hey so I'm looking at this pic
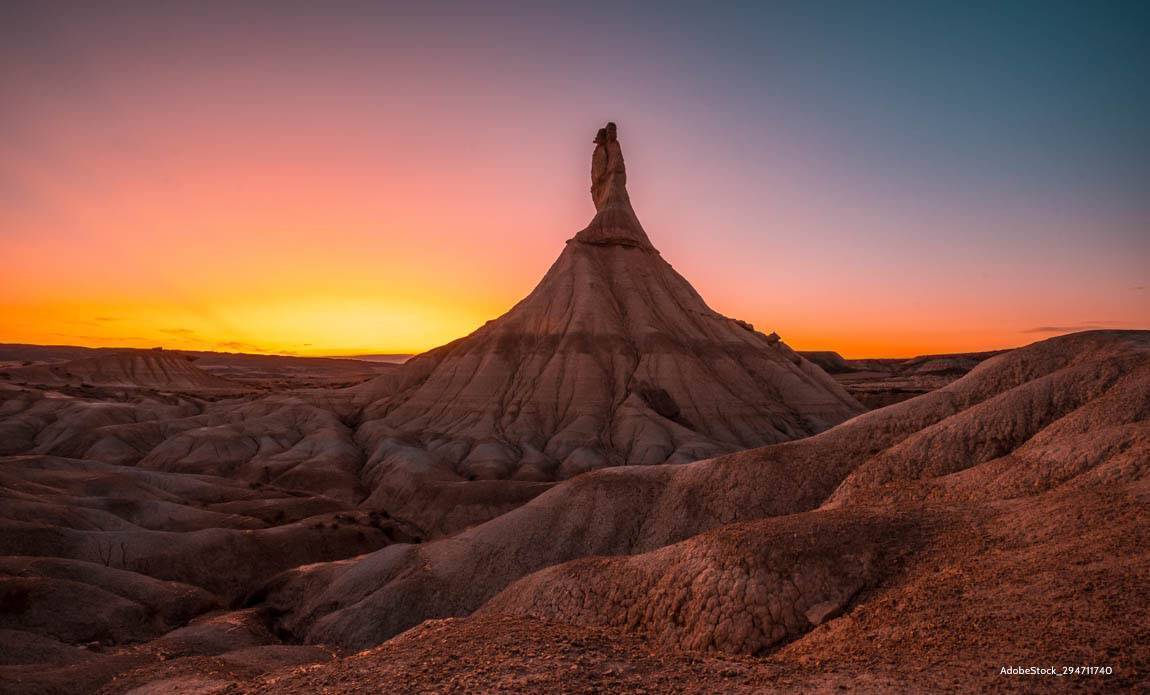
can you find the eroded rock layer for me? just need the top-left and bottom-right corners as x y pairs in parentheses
(258, 331), (1149, 653)
(3, 352), (245, 392)
(347, 123), (863, 502)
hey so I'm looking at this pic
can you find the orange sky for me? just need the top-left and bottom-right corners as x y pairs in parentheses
(2, 3), (1147, 359)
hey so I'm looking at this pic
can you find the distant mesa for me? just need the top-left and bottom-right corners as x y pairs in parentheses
(800, 349), (1007, 409)
(798, 350), (853, 374)
(2, 350), (245, 391)
(345, 354), (413, 364)
(0, 344), (403, 391)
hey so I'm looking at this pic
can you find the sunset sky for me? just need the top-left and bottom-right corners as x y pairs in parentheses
(2, 1), (1147, 358)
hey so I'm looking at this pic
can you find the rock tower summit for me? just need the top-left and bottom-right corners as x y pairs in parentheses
(345, 122), (864, 498)
(574, 122), (656, 251)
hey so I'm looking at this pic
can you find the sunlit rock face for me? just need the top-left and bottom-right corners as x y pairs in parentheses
(351, 122), (864, 493)
(262, 330), (1150, 655)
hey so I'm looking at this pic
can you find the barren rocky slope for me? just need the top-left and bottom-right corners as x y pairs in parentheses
(252, 330), (1147, 671)
(4, 329), (1136, 693)
(2, 328), (1144, 692)
(211, 474), (1150, 693)
(0, 124), (883, 693)
(1, 123), (1143, 692)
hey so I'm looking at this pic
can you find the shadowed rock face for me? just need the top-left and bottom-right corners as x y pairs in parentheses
(349, 123), (864, 498)
(480, 509), (914, 655)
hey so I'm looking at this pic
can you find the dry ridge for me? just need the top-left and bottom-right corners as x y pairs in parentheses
(1, 351), (246, 393)
(249, 330), (1148, 661)
(12, 329), (1134, 694)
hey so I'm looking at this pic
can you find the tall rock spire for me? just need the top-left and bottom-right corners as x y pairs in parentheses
(345, 122), (864, 532)
(573, 122), (656, 251)
(590, 122), (627, 210)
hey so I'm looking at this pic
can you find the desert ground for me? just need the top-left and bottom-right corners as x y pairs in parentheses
(1, 125), (1146, 693)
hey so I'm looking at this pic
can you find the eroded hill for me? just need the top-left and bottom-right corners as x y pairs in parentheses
(0, 124), (1143, 693)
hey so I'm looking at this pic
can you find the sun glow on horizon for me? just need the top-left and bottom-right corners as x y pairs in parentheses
(2, 2), (1146, 359)
(0, 291), (518, 357)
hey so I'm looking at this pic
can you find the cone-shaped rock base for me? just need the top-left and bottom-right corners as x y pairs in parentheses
(349, 123), (863, 493)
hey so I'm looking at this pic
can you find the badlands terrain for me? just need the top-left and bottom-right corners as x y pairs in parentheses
(1, 125), (1146, 693)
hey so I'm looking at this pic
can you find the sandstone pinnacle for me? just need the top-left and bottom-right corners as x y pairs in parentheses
(575, 121), (656, 250)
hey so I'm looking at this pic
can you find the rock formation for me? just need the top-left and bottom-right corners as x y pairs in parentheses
(348, 123), (863, 501)
(0, 125), (866, 540)
(580, 121), (652, 249)
(1, 122), (1144, 693)
(2, 351), (246, 392)
(256, 330), (1150, 653)
(799, 349), (1005, 408)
